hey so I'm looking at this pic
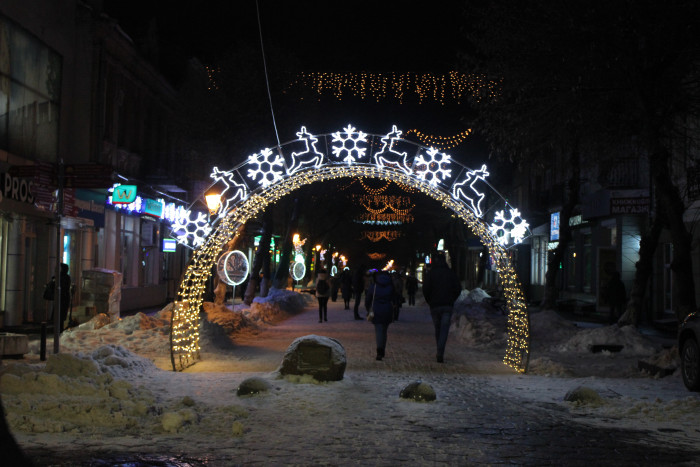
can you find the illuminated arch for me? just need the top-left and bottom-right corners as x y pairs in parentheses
(170, 127), (531, 373)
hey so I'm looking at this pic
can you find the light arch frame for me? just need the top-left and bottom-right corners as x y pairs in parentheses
(170, 161), (530, 374)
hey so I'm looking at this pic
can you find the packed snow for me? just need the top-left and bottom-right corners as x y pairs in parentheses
(1, 287), (699, 459)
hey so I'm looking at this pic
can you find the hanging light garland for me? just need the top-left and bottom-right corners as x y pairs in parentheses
(285, 71), (500, 105)
(170, 125), (531, 374)
(405, 128), (473, 150)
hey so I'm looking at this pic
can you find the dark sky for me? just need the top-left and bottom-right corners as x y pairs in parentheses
(102, 1), (483, 163)
(103, 1), (464, 73)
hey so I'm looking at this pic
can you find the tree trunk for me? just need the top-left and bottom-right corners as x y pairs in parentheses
(541, 148), (580, 310)
(0, 395), (32, 466)
(244, 211), (273, 305)
(618, 208), (662, 326)
(272, 199), (300, 289)
(651, 146), (696, 320)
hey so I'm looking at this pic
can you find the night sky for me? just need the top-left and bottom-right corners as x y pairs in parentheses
(103, 1), (464, 72)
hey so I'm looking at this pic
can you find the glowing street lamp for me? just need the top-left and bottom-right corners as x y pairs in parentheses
(204, 186), (222, 216)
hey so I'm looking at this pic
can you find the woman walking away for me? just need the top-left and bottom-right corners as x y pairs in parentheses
(365, 270), (396, 361)
(423, 254), (461, 363)
(315, 269), (331, 322)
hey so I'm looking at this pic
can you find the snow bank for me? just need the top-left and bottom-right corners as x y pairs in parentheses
(554, 324), (660, 355)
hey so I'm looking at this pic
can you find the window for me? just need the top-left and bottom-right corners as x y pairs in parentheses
(0, 15), (62, 161)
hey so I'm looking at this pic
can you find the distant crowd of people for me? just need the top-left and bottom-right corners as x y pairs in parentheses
(314, 253), (461, 363)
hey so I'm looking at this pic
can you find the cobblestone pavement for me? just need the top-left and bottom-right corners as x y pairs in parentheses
(17, 300), (700, 466)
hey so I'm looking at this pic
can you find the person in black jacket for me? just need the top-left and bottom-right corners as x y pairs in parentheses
(422, 254), (461, 363)
(352, 264), (366, 320)
(365, 270), (396, 361)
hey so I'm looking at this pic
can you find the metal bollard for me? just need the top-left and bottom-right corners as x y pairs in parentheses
(40, 322), (47, 361)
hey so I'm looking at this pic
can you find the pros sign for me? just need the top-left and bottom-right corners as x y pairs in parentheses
(0, 173), (35, 204)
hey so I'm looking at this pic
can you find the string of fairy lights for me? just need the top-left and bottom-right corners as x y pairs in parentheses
(170, 127), (531, 373)
(405, 128), (473, 150)
(285, 71), (500, 105)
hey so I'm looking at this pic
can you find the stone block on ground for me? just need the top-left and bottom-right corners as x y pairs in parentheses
(399, 381), (437, 402)
(0, 332), (28, 357)
(278, 334), (346, 382)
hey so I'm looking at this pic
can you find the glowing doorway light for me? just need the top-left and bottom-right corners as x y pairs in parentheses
(331, 124), (368, 164)
(171, 124), (532, 375)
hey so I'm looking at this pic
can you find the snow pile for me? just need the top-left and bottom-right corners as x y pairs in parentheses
(529, 309), (579, 349)
(249, 287), (315, 321)
(455, 287), (492, 305)
(554, 324), (660, 355)
(0, 346), (250, 436)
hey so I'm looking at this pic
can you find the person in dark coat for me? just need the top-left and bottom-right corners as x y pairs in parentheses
(365, 270), (396, 361)
(49, 263), (72, 332)
(405, 273), (418, 306)
(422, 254), (461, 363)
(352, 264), (366, 320)
(603, 270), (627, 324)
(315, 269), (331, 322)
(339, 267), (353, 309)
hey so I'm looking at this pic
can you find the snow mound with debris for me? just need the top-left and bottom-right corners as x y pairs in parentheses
(554, 324), (660, 355)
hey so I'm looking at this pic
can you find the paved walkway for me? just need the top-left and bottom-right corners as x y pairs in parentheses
(190, 298), (512, 376)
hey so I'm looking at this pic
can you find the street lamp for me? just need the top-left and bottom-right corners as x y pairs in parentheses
(204, 188), (222, 216)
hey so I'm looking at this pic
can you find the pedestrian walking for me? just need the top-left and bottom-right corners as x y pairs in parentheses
(352, 264), (366, 320)
(422, 254), (461, 363)
(365, 270), (396, 361)
(48, 263), (72, 333)
(391, 271), (405, 320)
(339, 267), (353, 309)
(603, 269), (627, 324)
(315, 268), (331, 322)
(405, 273), (418, 306)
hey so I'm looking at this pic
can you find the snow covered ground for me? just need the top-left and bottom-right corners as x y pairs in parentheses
(1, 287), (699, 462)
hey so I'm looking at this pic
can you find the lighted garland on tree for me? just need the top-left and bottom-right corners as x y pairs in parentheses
(169, 125), (531, 373)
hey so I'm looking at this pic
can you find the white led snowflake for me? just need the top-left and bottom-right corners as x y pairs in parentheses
(210, 166), (248, 218)
(331, 124), (368, 164)
(414, 147), (452, 185)
(489, 208), (529, 245)
(452, 164), (489, 217)
(374, 125), (411, 174)
(288, 126), (324, 175)
(247, 148), (285, 187)
(171, 211), (212, 248)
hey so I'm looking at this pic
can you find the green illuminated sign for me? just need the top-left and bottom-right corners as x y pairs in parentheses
(112, 185), (137, 204)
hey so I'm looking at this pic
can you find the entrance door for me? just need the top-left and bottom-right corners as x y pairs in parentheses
(598, 248), (617, 307)
(24, 235), (36, 322)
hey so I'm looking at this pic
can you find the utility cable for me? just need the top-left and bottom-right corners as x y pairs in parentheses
(255, 0), (282, 151)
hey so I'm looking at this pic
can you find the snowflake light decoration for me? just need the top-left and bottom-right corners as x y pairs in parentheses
(331, 124), (368, 164)
(489, 208), (529, 245)
(414, 147), (452, 186)
(210, 166), (248, 218)
(288, 126), (324, 175)
(247, 148), (285, 187)
(171, 211), (212, 248)
(452, 164), (489, 217)
(374, 125), (411, 174)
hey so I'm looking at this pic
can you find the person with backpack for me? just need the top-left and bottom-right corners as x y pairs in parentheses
(315, 268), (331, 322)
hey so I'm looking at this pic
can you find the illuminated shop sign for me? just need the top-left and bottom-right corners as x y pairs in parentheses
(106, 186), (188, 224)
(111, 185), (137, 204)
(163, 238), (177, 252)
(550, 212), (560, 241)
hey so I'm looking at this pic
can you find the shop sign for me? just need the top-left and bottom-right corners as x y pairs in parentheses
(550, 212), (560, 241)
(143, 198), (164, 218)
(610, 197), (649, 214)
(0, 172), (34, 204)
(112, 185), (137, 204)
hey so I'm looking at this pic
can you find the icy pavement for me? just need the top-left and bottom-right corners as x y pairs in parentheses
(2, 290), (700, 465)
